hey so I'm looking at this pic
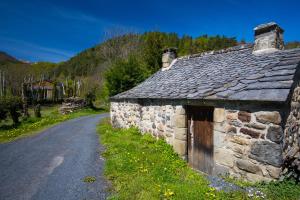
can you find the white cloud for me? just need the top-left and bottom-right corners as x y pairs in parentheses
(52, 6), (105, 24)
(0, 36), (75, 62)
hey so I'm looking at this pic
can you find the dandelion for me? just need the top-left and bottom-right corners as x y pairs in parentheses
(164, 189), (175, 198)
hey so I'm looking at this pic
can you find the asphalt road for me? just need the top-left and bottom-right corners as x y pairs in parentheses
(0, 113), (109, 200)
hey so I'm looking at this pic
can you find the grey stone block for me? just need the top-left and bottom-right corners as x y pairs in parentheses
(249, 141), (283, 167)
(236, 159), (261, 174)
(267, 125), (283, 143)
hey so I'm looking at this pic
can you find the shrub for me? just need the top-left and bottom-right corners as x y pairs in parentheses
(0, 96), (22, 124)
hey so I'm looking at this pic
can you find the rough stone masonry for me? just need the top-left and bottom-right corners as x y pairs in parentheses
(282, 84), (300, 181)
(111, 100), (287, 182)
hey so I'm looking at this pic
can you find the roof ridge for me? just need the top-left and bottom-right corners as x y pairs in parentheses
(178, 43), (253, 60)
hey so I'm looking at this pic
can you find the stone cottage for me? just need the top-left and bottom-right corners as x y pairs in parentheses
(110, 22), (300, 182)
(31, 80), (64, 102)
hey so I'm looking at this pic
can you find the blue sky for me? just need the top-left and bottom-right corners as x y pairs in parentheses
(1, 0), (300, 63)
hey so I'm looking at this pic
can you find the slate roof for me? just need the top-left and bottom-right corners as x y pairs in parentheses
(111, 44), (300, 102)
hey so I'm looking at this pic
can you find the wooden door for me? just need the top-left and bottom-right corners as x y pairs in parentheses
(187, 106), (214, 174)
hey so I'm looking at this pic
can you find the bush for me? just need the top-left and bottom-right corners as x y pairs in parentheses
(0, 96), (22, 124)
(0, 99), (8, 121)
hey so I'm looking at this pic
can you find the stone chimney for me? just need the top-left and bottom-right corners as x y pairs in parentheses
(162, 48), (177, 69)
(253, 22), (284, 54)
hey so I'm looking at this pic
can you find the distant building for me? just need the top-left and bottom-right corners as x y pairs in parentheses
(110, 22), (300, 182)
(31, 80), (64, 102)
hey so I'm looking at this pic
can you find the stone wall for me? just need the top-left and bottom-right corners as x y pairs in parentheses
(111, 100), (284, 182)
(110, 100), (141, 128)
(282, 85), (300, 180)
(110, 100), (188, 158)
(213, 108), (283, 182)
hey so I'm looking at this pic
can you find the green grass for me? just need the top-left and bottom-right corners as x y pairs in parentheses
(83, 176), (97, 183)
(257, 180), (300, 200)
(97, 119), (248, 200)
(0, 105), (107, 143)
(222, 175), (300, 200)
(98, 120), (300, 200)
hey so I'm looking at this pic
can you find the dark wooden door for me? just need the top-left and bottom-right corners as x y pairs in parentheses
(187, 106), (214, 174)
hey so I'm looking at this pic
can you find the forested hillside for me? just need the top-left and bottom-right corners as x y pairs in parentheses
(56, 32), (238, 100)
(1, 32), (299, 103)
(55, 37), (300, 100)
(0, 53), (58, 96)
(58, 33), (238, 77)
(286, 41), (300, 49)
(0, 51), (20, 63)
(0, 53), (32, 96)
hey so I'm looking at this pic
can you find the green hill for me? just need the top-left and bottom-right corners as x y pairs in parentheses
(57, 33), (238, 78)
(0, 32), (239, 99)
(0, 51), (20, 64)
(4, 32), (299, 101)
(52, 32), (239, 101)
(285, 41), (300, 49)
(0, 52), (58, 96)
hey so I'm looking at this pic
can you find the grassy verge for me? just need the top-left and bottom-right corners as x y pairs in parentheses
(223, 176), (300, 200)
(98, 119), (247, 200)
(0, 105), (106, 143)
(98, 119), (300, 200)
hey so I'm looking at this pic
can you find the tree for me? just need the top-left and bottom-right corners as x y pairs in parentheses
(105, 55), (149, 96)
(178, 35), (193, 56)
(85, 89), (96, 108)
(142, 32), (166, 73)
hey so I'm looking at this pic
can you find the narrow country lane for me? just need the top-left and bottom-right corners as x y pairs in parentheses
(0, 113), (109, 200)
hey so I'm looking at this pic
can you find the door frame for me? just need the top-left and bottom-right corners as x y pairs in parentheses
(186, 105), (214, 174)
